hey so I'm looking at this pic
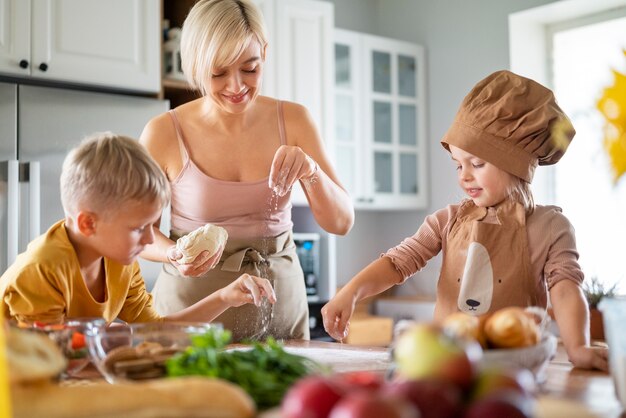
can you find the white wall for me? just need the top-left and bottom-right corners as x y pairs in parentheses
(325, 0), (561, 297)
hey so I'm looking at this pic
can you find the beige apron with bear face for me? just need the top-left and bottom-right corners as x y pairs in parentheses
(152, 230), (310, 342)
(434, 199), (538, 322)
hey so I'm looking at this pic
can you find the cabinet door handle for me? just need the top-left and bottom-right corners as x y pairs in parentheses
(38, 63), (48, 72)
(19, 59), (29, 69)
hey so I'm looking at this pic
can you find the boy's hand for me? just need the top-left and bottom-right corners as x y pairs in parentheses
(321, 294), (355, 342)
(568, 344), (609, 371)
(167, 245), (224, 277)
(220, 274), (277, 308)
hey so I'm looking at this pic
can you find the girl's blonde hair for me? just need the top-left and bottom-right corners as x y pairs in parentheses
(180, 0), (268, 96)
(508, 176), (535, 215)
(60, 132), (170, 218)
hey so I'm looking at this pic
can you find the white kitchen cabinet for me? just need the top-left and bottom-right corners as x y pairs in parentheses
(0, 0), (160, 93)
(255, 0), (334, 206)
(335, 29), (428, 210)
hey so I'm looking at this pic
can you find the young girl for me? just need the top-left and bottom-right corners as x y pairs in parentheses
(322, 70), (608, 371)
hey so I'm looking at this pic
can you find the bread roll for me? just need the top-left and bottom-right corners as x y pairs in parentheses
(176, 223), (228, 264)
(442, 312), (487, 348)
(7, 327), (67, 384)
(12, 377), (255, 418)
(483, 307), (541, 349)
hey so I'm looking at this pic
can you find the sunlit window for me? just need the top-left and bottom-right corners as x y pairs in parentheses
(549, 12), (626, 288)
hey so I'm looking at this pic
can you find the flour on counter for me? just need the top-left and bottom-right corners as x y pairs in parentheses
(282, 347), (391, 373)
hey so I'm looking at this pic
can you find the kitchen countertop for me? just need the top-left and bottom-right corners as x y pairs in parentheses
(62, 339), (623, 418)
(540, 342), (623, 417)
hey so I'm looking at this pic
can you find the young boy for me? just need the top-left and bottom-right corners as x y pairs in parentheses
(0, 133), (275, 326)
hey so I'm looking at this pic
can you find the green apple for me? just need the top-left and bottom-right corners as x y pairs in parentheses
(393, 323), (481, 390)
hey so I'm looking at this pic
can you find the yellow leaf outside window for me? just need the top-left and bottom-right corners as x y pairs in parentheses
(597, 50), (626, 183)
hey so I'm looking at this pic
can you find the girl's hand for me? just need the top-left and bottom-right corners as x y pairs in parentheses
(220, 274), (277, 307)
(321, 294), (355, 342)
(568, 344), (609, 371)
(166, 245), (224, 277)
(269, 145), (318, 197)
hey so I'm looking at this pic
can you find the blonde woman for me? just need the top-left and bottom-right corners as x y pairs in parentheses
(139, 0), (353, 341)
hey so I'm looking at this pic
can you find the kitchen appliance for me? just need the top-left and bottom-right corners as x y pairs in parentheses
(0, 82), (169, 284)
(293, 232), (321, 302)
(293, 230), (333, 341)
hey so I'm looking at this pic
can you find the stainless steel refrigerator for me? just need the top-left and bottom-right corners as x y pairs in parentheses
(0, 82), (169, 285)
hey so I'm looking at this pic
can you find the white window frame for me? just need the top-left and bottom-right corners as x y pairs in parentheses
(509, 0), (626, 203)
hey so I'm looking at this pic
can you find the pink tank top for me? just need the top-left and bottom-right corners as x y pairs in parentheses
(168, 101), (293, 239)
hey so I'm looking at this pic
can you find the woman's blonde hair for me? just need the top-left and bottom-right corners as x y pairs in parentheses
(508, 176), (535, 215)
(60, 132), (170, 218)
(180, 0), (268, 96)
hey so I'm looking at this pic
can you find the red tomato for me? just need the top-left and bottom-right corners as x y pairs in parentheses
(32, 321), (64, 330)
(282, 376), (345, 418)
(71, 331), (86, 350)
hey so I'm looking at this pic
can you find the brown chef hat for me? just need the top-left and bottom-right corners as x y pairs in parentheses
(441, 70), (575, 183)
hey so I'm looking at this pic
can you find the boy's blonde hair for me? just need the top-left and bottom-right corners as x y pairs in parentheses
(180, 0), (268, 96)
(60, 132), (170, 218)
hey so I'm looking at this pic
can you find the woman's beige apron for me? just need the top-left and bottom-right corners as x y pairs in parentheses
(435, 199), (538, 322)
(152, 230), (310, 342)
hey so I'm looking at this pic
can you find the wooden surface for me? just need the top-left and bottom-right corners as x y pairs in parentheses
(63, 339), (624, 417)
(539, 343), (624, 417)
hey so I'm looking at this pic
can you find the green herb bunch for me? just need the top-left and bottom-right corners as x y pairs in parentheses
(166, 329), (324, 409)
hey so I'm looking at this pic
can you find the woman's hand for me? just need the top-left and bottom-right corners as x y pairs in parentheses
(321, 293), (356, 342)
(219, 274), (277, 308)
(269, 145), (317, 197)
(567, 344), (609, 371)
(167, 245), (224, 277)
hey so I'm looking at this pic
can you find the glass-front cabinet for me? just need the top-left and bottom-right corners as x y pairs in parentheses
(334, 29), (428, 210)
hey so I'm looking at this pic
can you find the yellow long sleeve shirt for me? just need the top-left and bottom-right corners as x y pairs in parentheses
(0, 220), (161, 325)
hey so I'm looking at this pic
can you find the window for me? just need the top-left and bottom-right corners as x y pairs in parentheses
(510, 1), (626, 290)
(548, 10), (626, 286)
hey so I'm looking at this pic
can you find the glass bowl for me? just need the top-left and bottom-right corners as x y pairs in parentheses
(481, 333), (558, 383)
(86, 321), (220, 384)
(32, 317), (106, 377)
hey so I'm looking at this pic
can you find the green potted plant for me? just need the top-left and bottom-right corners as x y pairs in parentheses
(582, 276), (618, 341)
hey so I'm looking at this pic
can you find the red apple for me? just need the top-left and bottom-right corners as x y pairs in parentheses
(464, 390), (534, 418)
(282, 375), (345, 418)
(471, 367), (535, 401)
(393, 323), (482, 390)
(382, 378), (463, 418)
(334, 371), (384, 392)
(329, 391), (419, 418)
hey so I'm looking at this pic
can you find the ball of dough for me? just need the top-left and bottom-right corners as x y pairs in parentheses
(176, 224), (228, 264)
